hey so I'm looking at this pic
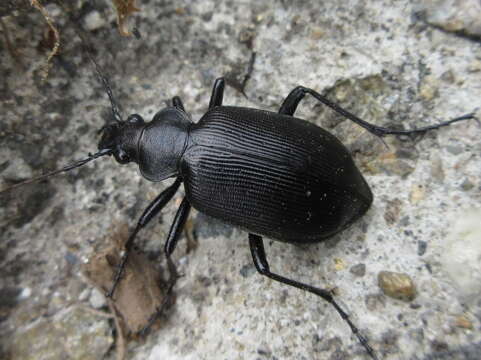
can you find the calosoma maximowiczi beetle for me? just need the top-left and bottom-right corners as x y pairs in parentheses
(2, 73), (476, 359)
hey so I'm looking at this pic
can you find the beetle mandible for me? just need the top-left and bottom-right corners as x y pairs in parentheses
(3, 75), (476, 360)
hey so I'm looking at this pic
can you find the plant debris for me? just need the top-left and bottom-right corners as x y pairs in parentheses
(111, 0), (140, 36)
(30, 0), (60, 80)
(83, 224), (175, 336)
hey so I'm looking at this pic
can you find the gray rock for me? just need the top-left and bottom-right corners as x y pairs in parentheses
(8, 307), (113, 360)
(418, 0), (481, 38)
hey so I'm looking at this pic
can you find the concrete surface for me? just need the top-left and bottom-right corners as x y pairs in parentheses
(1, 1), (480, 360)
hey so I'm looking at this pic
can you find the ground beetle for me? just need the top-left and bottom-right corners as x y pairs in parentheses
(3, 73), (476, 359)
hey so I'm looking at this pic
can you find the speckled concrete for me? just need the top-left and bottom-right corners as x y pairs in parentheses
(1, 1), (480, 360)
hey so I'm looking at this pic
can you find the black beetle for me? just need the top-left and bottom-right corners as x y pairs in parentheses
(3, 75), (476, 360)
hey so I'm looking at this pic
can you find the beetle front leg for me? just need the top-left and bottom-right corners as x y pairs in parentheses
(164, 197), (191, 280)
(208, 78), (225, 109)
(248, 233), (379, 360)
(107, 177), (182, 298)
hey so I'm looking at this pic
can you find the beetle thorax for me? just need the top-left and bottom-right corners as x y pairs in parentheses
(137, 107), (191, 182)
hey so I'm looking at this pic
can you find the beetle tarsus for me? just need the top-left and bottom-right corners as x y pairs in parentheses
(249, 233), (379, 360)
(106, 252), (129, 298)
(138, 277), (177, 336)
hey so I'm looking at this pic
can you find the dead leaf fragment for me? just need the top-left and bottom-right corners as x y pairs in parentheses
(111, 0), (140, 36)
(83, 224), (172, 335)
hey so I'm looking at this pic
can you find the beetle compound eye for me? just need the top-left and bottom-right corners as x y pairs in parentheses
(116, 149), (130, 164)
(127, 114), (144, 125)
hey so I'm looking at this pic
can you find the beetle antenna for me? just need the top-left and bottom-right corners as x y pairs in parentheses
(84, 48), (124, 124)
(0, 148), (113, 194)
(378, 136), (390, 150)
(57, 1), (124, 125)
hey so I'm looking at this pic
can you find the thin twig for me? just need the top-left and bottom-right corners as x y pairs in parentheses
(30, 0), (60, 80)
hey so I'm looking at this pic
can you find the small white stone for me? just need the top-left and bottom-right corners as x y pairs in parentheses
(18, 287), (32, 300)
(83, 11), (106, 32)
(89, 288), (107, 309)
(79, 288), (91, 302)
(440, 208), (481, 303)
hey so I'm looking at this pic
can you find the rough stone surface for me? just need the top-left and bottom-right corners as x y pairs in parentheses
(417, 0), (481, 39)
(8, 306), (113, 360)
(1, 1), (480, 360)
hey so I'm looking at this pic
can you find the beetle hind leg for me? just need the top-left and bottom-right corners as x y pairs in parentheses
(249, 233), (379, 360)
(209, 78), (225, 108)
(278, 86), (306, 116)
(279, 86), (477, 137)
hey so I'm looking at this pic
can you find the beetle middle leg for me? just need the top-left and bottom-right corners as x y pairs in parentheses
(279, 86), (477, 136)
(172, 96), (186, 112)
(132, 196), (191, 336)
(136, 197), (191, 335)
(249, 233), (379, 360)
(164, 197), (191, 278)
(107, 177), (182, 298)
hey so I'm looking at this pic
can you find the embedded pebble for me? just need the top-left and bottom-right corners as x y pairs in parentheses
(378, 271), (417, 301)
(384, 198), (403, 225)
(430, 155), (445, 183)
(419, 75), (438, 101)
(79, 288), (91, 302)
(83, 11), (106, 31)
(418, 240), (428, 256)
(350, 263), (366, 277)
(409, 184), (426, 205)
(365, 294), (386, 311)
(460, 177), (474, 191)
(333, 258), (346, 271)
(89, 287), (107, 309)
(454, 315), (473, 329)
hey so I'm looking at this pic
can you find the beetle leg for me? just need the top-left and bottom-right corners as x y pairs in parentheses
(279, 86), (477, 137)
(249, 233), (379, 360)
(136, 197), (190, 336)
(208, 78), (225, 109)
(278, 86), (305, 115)
(164, 197), (191, 280)
(107, 177), (182, 298)
(172, 96), (186, 112)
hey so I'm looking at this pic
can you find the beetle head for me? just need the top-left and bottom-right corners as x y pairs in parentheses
(98, 114), (146, 164)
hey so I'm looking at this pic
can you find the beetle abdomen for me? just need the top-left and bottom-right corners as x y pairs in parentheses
(181, 106), (373, 243)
